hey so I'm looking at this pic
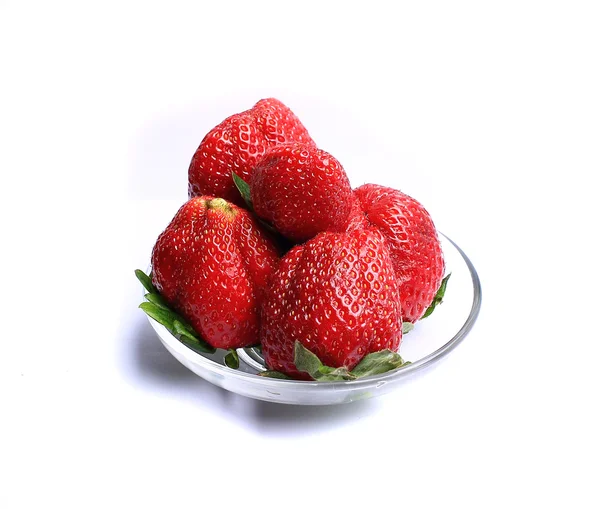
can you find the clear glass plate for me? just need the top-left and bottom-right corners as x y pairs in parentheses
(145, 233), (481, 405)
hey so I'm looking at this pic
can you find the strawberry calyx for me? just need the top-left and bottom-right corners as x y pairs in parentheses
(224, 349), (240, 369)
(421, 273), (451, 320)
(232, 171), (275, 235)
(293, 341), (410, 382)
(232, 171), (296, 253)
(351, 349), (411, 377)
(258, 370), (292, 379)
(294, 342), (356, 381)
(135, 269), (216, 354)
(232, 171), (254, 211)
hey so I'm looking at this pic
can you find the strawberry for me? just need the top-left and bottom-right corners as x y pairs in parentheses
(188, 98), (315, 205)
(345, 195), (370, 232)
(352, 184), (446, 323)
(260, 228), (403, 380)
(150, 196), (279, 350)
(249, 143), (353, 243)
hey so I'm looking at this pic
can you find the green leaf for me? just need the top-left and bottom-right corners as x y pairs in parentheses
(232, 172), (253, 211)
(139, 302), (216, 353)
(421, 273), (451, 319)
(139, 302), (175, 331)
(257, 370), (291, 379)
(135, 269), (156, 293)
(402, 321), (414, 334)
(293, 341), (356, 381)
(172, 319), (196, 338)
(137, 268), (216, 353)
(231, 171), (295, 241)
(173, 320), (216, 353)
(224, 349), (240, 369)
(351, 350), (410, 378)
(175, 332), (216, 354)
(144, 292), (170, 310)
(315, 366), (358, 382)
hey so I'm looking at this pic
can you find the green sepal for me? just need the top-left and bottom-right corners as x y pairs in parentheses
(173, 320), (215, 353)
(178, 336), (217, 353)
(176, 332), (216, 355)
(231, 171), (281, 235)
(257, 370), (291, 379)
(144, 292), (170, 310)
(293, 341), (412, 382)
(136, 269), (216, 353)
(350, 350), (410, 378)
(135, 269), (156, 293)
(138, 302), (215, 354)
(421, 273), (451, 319)
(232, 172), (253, 211)
(314, 367), (358, 382)
(139, 301), (175, 330)
(402, 321), (414, 334)
(294, 341), (356, 381)
(225, 349), (240, 369)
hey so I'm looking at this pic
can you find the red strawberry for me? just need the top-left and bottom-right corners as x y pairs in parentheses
(345, 195), (370, 232)
(260, 228), (403, 379)
(352, 184), (445, 323)
(151, 196), (279, 349)
(188, 98), (315, 205)
(250, 143), (353, 243)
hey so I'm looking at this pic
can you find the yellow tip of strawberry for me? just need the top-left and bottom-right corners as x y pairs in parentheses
(205, 197), (237, 216)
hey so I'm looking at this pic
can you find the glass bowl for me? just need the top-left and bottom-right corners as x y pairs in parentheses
(145, 233), (481, 405)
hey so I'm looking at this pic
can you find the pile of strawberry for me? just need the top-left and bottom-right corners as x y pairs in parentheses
(136, 98), (449, 381)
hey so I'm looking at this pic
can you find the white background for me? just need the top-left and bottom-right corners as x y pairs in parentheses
(1, 1), (599, 507)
